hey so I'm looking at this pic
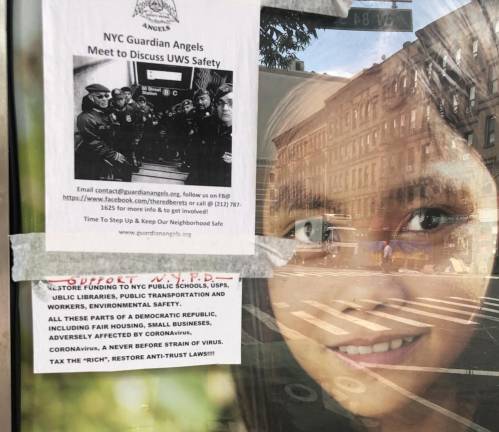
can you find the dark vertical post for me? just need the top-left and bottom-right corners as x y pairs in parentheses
(0, 0), (11, 430)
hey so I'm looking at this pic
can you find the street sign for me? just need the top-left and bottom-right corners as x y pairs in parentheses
(320, 7), (413, 32)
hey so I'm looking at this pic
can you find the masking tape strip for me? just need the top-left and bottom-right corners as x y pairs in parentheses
(10, 233), (296, 281)
(261, 0), (352, 17)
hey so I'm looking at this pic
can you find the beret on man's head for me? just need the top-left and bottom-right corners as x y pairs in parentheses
(194, 89), (211, 100)
(214, 83), (233, 101)
(121, 86), (132, 92)
(86, 83), (110, 93)
(136, 95), (147, 102)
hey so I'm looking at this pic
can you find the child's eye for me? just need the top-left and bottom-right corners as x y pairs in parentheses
(402, 208), (453, 232)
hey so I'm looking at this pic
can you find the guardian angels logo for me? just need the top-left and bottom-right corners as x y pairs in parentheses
(133, 0), (179, 32)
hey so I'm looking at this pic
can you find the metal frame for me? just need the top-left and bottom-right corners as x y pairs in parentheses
(0, 0), (11, 431)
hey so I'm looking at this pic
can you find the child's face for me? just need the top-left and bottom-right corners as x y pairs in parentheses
(265, 113), (497, 418)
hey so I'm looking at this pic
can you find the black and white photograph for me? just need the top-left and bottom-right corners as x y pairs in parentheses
(73, 56), (233, 187)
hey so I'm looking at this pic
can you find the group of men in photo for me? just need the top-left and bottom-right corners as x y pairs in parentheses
(75, 82), (233, 186)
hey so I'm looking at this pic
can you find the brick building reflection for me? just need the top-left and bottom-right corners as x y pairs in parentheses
(267, 0), (499, 272)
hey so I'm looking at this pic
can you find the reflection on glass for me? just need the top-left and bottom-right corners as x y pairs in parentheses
(237, 1), (499, 431)
(14, 0), (499, 430)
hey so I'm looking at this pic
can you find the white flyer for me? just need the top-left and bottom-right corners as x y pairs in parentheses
(32, 272), (242, 373)
(43, 0), (259, 254)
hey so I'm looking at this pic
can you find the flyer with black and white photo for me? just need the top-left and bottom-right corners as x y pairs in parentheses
(32, 272), (242, 373)
(43, 0), (259, 254)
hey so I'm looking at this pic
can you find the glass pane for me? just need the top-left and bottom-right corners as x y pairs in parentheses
(12, 1), (499, 431)
(242, 1), (499, 431)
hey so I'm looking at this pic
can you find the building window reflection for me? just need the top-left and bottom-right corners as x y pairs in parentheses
(485, 115), (496, 148)
(455, 48), (462, 66)
(469, 85), (476, 110)
(467, 132), (474, 147)
(489, 65), (498, 94)
(472, 38), (479, 59)
(442, 54), (448, 75)
(453, 93), (459, 113)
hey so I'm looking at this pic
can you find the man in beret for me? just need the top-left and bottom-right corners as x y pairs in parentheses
(181, 98), (195, 115)
(75, 84), (128, 180)
(194, 89), (215, 129)
(136, 95), (159, 162)
(121, 86), (138, 111)
(108, 89), (139, 179)
(175, 99), (197, 171)
(208, 83), (233, 186)
(215, 83), (233, 128)
(194, 89), (212, 111)
(185, 89), (217, 185)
